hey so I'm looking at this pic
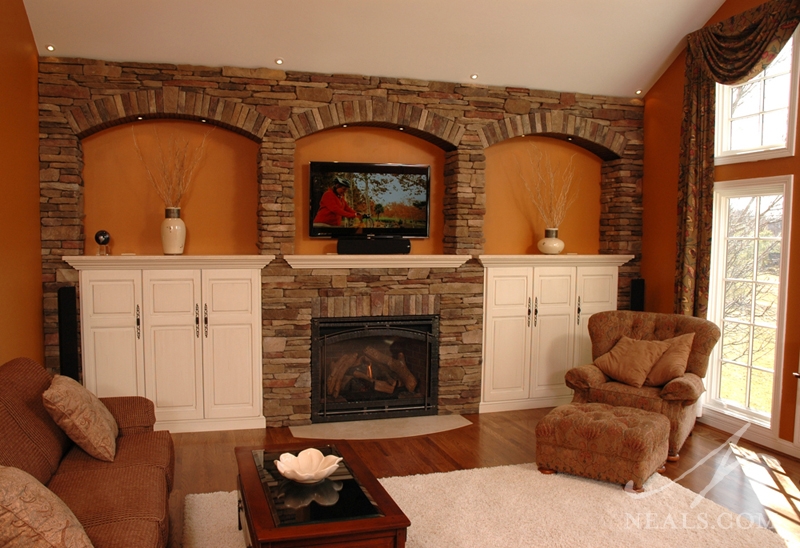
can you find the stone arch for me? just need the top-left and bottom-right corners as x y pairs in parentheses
(64, 88), (272, 141)
(285, 99), (467, 151)
(477, 111), (627, 160)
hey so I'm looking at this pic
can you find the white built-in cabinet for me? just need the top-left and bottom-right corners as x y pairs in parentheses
(479, 255), (633, 413)
(64, 256), (272, 433)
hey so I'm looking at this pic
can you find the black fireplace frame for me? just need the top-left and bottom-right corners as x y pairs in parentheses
(310, 315), (439, 423)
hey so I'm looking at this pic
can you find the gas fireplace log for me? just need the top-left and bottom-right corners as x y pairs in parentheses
(363, 347), (418, 393)
(352, 370), (373, 382)
(327, 352), (359, 398)
(374, 379), (397, 394)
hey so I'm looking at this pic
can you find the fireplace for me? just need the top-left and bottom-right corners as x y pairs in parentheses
(311, 315), (439, 422)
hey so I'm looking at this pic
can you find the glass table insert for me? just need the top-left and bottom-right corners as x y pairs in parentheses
(252, 446), (384, 527)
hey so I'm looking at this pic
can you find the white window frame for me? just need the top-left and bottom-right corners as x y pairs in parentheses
(705, 175), (793, 431)
(715, 30), (800, 165)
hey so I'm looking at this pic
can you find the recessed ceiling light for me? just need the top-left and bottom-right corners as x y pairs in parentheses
(45, 44), (55, 52)
(635, 89), (643, 95)
(470, 74), (478, 80)
(342, 124), (348, 128)
(275, 58), (284, 65)
(201, 119), (207, 123)
(137, 116), (143, 120)
(399, 127), (404, 131)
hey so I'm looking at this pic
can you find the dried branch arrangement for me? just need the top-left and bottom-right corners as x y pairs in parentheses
(518, 147), (578, 228)
(131, 125), (214, 208)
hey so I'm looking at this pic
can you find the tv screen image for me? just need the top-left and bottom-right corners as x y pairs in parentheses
(309, 162), (431, 239)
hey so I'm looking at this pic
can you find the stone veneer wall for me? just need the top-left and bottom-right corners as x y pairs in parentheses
(37, 57), (644, 425)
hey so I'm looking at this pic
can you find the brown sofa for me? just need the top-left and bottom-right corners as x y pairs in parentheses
(565, 311), (721, 461)
(0, 357), (174, 547)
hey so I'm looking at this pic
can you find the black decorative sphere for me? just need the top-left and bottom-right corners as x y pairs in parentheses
(94, 230), (110, 245)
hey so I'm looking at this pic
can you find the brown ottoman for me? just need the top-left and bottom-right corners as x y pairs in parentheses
(535, 403), (669, 491)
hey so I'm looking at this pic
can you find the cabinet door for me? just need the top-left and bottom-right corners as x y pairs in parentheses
(80, 270), (144, 397)
(143, 270), (203, 422)
(202, 269), (263, 419)
(574, 266), (618, 367)
(482, 268), (533, 403)
(531, 267), (575, 399)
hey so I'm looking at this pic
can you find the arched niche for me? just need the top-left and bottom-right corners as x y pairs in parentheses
(81, 119), (259, 255)
(484, 136), (603, 255)
(292, 126), (446, 255)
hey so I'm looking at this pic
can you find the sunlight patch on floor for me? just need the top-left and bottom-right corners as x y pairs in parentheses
(731, 443), (800, 547)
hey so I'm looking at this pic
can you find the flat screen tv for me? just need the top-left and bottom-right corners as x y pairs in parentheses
(309, 161), (431, 239)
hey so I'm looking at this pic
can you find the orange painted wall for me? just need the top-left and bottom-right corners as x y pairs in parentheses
(82, 120), (259, 255)
(642, 0), (800, 439)
(484, 136), (602, 254)
(0, 0), (43, 364)
(294, 127), (445, 254)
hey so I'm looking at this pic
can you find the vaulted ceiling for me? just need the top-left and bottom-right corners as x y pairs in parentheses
(23, 0), (726, 97)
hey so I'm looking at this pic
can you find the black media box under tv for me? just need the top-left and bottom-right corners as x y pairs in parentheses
(337, 237), (411, 255)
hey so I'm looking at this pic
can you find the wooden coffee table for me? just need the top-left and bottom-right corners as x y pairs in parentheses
(236, 441), (410, 548)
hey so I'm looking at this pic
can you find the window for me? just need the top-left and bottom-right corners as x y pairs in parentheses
(706, 176), (792, 426)
(715, 31), (800, 164)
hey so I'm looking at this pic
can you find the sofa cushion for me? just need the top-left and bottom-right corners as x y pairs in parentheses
(594, 336), (670, 388)
(82, 521), (163, 548)
(588, 310), (721, 378)
(43, 375), (119, 462)
(58, 430), (175, 491)
(0, 359), (71, 485)
(588, 382), (664, 413)
(0, 465), (93, 548)
(644, 333), (695, 387)
(49, 466), (169, 548)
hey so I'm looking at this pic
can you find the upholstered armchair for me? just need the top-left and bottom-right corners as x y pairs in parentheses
(565, 311), (721, 461)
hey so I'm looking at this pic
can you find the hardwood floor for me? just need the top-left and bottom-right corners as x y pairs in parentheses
(168, 409), (800, 547)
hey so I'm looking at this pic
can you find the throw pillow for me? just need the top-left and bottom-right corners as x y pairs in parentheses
(644, 333), (695, 387)
(593, 336), (671, 388)
(0, 465), (93, 548)
(42, 375), (118, 462)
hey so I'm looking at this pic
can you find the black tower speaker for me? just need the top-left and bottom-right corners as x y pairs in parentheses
(336, 237), (411, 255)
(630, 278), (645, 312)
(57, 286), (80, 381)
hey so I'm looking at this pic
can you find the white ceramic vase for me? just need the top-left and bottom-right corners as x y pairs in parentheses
(537, 227), (565, 255)
(161, 207), (186, 255)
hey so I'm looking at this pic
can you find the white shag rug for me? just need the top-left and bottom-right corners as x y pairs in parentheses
(183, 464), (787, 548)
(289, 414), (472, 440)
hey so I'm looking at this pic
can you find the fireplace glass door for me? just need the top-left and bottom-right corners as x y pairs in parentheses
(311, 315), (439, 422)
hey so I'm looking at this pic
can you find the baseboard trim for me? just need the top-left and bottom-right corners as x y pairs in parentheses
(479, 396), (572, 414)
(698, 408), (800, 459)
(154, 416), (266, 433)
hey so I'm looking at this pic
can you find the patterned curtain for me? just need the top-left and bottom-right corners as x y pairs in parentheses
(675, 0), (800, 318)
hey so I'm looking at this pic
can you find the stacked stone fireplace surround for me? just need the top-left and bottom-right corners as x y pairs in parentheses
(37, 58), (644, 427)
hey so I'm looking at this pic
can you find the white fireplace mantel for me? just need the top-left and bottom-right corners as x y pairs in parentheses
(63, 255), (274, 270)
(478, 254), (634, 268)
(284, 254), (470, 269)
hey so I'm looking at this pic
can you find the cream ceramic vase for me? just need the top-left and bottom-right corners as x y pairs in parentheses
(537, 227), (565, 255)
(161, 207), (186, 255)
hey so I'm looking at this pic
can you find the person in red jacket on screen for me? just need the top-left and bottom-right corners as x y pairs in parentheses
(313, 177), (358, 227)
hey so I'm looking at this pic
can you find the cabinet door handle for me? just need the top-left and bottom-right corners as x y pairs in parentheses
(576, 296), (581, 325)
(527, 297), (532, 327)
(533, 297), (538, 327)
(136, 305), (141, 339)
(195, 304), (200, 338)
(204, 304), (209, 338)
